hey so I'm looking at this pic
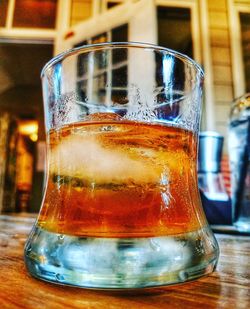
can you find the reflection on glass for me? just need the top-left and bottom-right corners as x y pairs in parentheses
(162, 55), (174, 87)
(13, 0), (57, 28)
(240, 13), (250, 92)
(112, 24), (128, 64)
(75, 26), (129, 105)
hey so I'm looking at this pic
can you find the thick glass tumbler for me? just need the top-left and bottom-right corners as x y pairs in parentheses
(24, 42), (219, 289)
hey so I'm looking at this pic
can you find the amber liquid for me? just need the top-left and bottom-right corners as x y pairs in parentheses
(38, 120), (206, 237)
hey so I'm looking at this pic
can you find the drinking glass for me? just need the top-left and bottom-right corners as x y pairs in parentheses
(24, 42), (219, 289)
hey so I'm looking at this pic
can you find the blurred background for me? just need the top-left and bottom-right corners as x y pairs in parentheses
(0, 0), (249, 214)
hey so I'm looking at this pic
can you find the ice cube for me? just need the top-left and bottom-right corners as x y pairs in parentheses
(49, 135), (162, 184)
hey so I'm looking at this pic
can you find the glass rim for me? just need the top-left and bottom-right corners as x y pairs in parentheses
(41, 41), (204, 79)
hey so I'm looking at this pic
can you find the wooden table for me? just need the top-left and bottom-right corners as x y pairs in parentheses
(0, 215), (249, 309)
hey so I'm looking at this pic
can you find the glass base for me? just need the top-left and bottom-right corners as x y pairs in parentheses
(24, 226), (219, 289)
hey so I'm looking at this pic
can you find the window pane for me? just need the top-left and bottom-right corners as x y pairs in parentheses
(0, 0), (8, 27)
(157, 6), (193, 58)
(240, 12), (250, 92)
(111, 24), (128, 103)
(107, 2), (121, 9)
(75, 40), (88, 78)
(111, 23), (128, 42)
(70, 0), (92, 26)
(111, 24), (128, 64)
(112, 66), (127, 88)
(13, 0), (57, 28)
(76, 80), (88, 102)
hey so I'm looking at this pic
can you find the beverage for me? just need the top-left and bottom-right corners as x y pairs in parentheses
(26, 118), (217, 288)
(38, 118), (206, 238)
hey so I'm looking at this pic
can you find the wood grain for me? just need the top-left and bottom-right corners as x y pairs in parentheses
(0, 215), (249, 309)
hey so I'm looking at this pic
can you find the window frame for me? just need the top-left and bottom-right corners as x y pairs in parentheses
(54, 0), (157, 53)
(0, 0), (68, 42)
(228, 0), (250, 98)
